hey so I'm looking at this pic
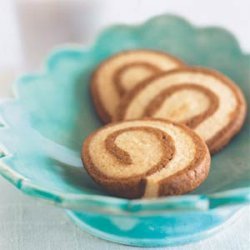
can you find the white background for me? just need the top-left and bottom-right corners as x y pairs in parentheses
(0, 0), (250, 249)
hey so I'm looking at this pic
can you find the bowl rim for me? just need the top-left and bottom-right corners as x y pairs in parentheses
(0, 14), (249, 215)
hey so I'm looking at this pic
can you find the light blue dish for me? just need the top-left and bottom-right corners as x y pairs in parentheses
(0, 15), (249, 247)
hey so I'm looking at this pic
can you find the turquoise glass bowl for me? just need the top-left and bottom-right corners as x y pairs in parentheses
(0, 15), (249, 247)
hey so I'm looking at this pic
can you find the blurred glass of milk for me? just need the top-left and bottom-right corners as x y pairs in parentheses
(15, 0), (100, 70)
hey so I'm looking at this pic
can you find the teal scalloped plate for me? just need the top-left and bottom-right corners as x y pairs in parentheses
(0, 15), (249, 247)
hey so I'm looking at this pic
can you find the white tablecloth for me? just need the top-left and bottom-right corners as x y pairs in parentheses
(0, 177), (249, 250)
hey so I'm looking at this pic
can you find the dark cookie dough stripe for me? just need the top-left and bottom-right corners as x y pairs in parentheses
(105, 127), (175, 172)
(144, 84), (219, 129)
(114, 62), (161, 96)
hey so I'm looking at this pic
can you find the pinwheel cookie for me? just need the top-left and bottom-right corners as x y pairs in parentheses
(115, 68), (247, 153)
(91, 50), (184, 123)
(82, 119), (210, 199)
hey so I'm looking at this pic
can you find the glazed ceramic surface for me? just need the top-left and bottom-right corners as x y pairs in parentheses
(0, 15), (249, 246)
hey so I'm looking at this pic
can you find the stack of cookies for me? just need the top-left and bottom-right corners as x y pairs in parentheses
(82, 49), (247, 199)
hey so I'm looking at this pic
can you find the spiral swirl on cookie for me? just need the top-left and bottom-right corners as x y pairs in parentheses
(115, 68), (246, 153)
(91, 50), (184, 123)
(82, 119), (210, 199)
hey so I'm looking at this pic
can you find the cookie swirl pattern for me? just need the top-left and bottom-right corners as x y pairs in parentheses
(91, 50), (184, 123)
(116, 68), (247, 153)
(82, 119), (210, 198)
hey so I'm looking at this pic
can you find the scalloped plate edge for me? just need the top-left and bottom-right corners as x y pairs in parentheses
(0, 14), (249, 215)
